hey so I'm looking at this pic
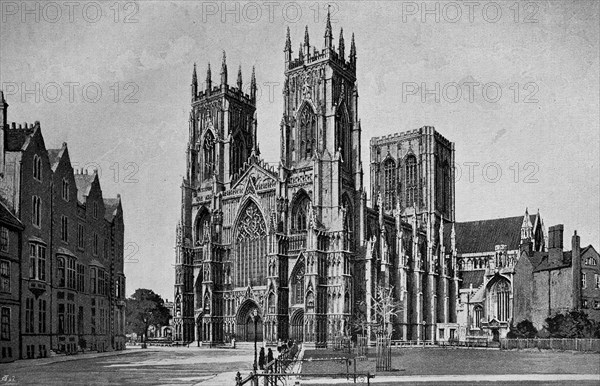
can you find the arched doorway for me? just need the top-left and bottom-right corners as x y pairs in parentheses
(236, 300), (263, 342)
(290, 309), (304, 342)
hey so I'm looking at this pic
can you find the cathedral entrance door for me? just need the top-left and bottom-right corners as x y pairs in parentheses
(290, 309), (304, 342)
(236, 300), (263, 342)
(245, 315), (263, 342)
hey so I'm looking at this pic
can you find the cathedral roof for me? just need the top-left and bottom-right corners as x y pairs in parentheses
(460, 269), (485, 289)
(449, 215), (536, 254)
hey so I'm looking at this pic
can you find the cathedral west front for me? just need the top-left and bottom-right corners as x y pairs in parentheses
(173, 13), (459, 346)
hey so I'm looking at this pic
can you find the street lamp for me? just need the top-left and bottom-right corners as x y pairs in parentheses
(142, 316), (148, 349)
(252, 309), (259, 371)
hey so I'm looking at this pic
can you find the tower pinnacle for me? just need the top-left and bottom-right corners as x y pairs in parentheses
(237, 65), (243, 90)
(350, 33), (356, 63)
(304, 25), (310, 47)
(324, 6), (333, 49)
(285, 26), (292, 51)
(220, 51), (227, 86)
(250, 66), (256, 101)
(339, 28), (345, 58)
(191, 63), (198, 99)
(206, 62), (212, 92)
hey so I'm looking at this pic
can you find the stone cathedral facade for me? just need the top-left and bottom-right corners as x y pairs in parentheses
(173, 15), (459, 346)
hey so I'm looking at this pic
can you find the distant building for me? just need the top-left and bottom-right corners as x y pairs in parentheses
(514, 225), (600, 328)
(454, 209), (546, 341)
(0, 91), (126, 360)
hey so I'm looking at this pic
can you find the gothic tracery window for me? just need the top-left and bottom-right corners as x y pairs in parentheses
(298, 105), (316, 161)
(490, 279), (510, 322)
(383, 158), (396, 212)
(203, 131), (215, 179)
(292, 195), (310, 232)
(335, 107), (351, 163)
(405, 155), (417, 206)
(234, 201), (267, 287)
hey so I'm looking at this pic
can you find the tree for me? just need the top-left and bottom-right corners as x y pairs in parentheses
(371, 286), (402, 337)
(125, 289), (172, 340)
(507, 319), (538, 338)
(544, 311), (596, 338)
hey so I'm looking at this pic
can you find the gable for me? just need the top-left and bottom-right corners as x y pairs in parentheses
(231, 162), (277, 191)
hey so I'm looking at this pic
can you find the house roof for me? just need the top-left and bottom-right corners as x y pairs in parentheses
(449, 215), (536, 254)
(74, 173), (95, 203)
(5, 129), (32, 151)
(103, 197), (120, 222)
(533, 251), (572, 272)
(47, 148), (63, 171)
(0, 201), (24, 230)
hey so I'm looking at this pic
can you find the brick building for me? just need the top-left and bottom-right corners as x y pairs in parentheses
(0, 91), (126, 360)
(0, 201), (24, 362)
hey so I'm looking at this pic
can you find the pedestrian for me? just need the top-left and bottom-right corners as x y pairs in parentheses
(267, 348), (274, 371)
(258, 347), (266, 370)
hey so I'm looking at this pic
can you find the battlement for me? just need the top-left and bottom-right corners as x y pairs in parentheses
(369, 126), (453, 147)
(193, 84), (255, 106)
(5, 120), (40, 133)
(287, 46), (355, 73)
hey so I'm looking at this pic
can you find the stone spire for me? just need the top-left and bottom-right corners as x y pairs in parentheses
(206, 62), (212, 92)
(304, 25), (310, 47)
(285, 26), (292, 51)
(220, 51), (227, 86)
(338, 28), (345, 58)
(350, 33), (356, 63)
(298, 42), (304, 61)
(237, 65), (243, 90)
(324, 6), (332, 49)
(191, 63), (198, 98)
(250, 66), (256, 101)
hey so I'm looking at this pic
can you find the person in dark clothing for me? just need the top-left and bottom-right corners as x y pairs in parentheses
(258, 347), (266, 370)
(267, 348), (274, 371)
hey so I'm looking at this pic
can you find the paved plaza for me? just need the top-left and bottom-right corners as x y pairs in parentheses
(1, 346), (599, 385)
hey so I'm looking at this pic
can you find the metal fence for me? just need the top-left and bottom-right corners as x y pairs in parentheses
(375, 336), (392, 372)
(500, 338), (600, 352)
(356, 335), (368, 358)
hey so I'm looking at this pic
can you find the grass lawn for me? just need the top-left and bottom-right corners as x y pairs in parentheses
(301, 347), (600, 377)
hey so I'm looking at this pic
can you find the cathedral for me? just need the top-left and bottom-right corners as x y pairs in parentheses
(173, 13), (459, 346)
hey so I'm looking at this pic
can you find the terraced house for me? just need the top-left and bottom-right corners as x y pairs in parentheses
(0, 91), (126, 361)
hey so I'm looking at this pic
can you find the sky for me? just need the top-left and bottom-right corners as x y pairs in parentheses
(1, 1), (599, 300)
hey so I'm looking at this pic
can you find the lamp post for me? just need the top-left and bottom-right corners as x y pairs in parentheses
(422, 320), (426, 342)
(142, 316), (148, 349)
(252, 309), (258, 371)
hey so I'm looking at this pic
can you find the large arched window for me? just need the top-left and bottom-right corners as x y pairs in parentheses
(291, 261), (305, 305)
(383, 158), (396, 212)
(203, 131), (215, 179)
(292, 194), (310, 233)
(490, 279), (511, 322)
(405, 155), (417, 206)
(335, 107), (351, 164)
(234, 201), (267, 287)
(231, 135), (246, 176)
(298, 105), (316, 161)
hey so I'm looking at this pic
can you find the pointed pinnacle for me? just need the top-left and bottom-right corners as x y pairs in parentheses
(350, 33), (356, 57)
(251, 66), (256, 84)
(325, 6), (332, 37)
(192, 63), (198, 83)
(221, 51), (227, 70)
(304, 25), (310, 46)
(285, 26), (291, 51)
(237, 65), (243, 86)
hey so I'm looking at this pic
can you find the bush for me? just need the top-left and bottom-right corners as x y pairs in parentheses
(544, 311), (597, 338)
(507, 320), (538, 339)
